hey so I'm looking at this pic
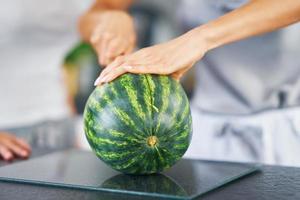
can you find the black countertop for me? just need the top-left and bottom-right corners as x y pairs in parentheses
(0, 148), (299, 200)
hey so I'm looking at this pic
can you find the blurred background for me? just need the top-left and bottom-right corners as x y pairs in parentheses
(1, 0), (300, 165)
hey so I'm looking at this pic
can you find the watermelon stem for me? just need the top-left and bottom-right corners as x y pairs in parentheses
(147, 136), (158, 147)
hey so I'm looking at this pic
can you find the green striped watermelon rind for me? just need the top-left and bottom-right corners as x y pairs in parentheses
(84, 73), (192, 175)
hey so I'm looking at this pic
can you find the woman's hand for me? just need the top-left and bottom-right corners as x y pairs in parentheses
(90, 10), (136, 66)
(94, 29), (208, 85)
(0, 132), (31, 161)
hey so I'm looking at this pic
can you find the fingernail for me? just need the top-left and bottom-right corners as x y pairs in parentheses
(4, 154), (12, 161)
(94, 77), (101, 86)
(21, 150), (28, 157)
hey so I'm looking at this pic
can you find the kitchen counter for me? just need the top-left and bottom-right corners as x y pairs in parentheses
(0, 148), (299, 200)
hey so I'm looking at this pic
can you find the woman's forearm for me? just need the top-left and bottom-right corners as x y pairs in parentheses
(195, 0), (300, 51)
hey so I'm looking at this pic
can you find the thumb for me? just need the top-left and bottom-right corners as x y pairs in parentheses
(171, 68), (189, 81)
(171, 73), (183, 81)
(172, 61), (196, 80)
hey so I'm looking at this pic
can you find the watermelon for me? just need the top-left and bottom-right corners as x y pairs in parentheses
(84, 73), (192, 174)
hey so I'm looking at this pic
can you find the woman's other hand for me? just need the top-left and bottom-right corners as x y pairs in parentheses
(90, 11), (136, 66)
(79, 0), (135, 66)
(0, 132), (31, 161)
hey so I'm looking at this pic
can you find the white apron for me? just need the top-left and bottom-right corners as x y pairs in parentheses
(184, 104), (300, 167)
(180, 0), (300, 166)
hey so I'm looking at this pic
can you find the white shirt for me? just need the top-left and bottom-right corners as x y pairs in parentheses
(0, 0), (92, 128)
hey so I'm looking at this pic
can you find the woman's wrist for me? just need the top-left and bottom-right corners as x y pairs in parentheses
(180, 26), (213, 63)
(190, 24), (220, 53)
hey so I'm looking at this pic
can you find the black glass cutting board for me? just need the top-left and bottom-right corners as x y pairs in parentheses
(0, 149), (259, 200)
